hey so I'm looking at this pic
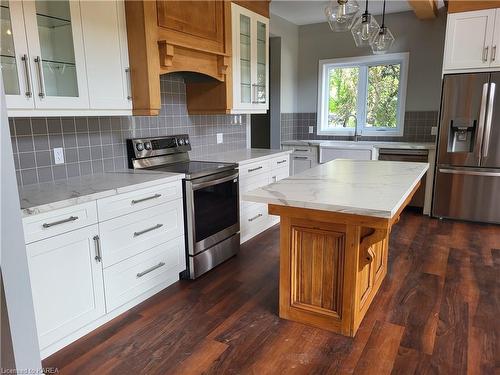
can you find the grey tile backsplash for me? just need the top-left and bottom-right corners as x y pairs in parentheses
(280, 111), (438, 143)
(10, 73), (247, 186)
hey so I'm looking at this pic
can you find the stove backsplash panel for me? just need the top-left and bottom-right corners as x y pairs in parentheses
(9, 73), (247, 186)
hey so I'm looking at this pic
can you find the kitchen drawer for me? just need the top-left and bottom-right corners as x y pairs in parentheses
(240, 173), (270, 212)
(291, 146), (315, 155)
(97, 181), (182, 221)
(270, 155), (290, 170)
(240, 203), (270, 243)
(99, 200), (184, 267)
(23, 202), (98, 244)
(103, 235), (185, 312)
(238, 159), (271, 178)
(269, 166), (289, 183)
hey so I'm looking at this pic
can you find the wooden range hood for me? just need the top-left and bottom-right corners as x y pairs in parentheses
(124, 1), (233, 115)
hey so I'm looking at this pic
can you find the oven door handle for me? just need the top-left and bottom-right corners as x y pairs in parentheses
(191, 172), (239, 190)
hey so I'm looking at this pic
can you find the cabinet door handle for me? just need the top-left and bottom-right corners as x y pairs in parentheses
(34, 56), (45, 98)
(248, 166), (263, 173)
(277, 160), (287, 164)
(93, 235), (102, 262)
(42, 216), (78, 228)
(133, 223), (163, 237)
(137, 262), (165, 278)
(492, 45), (497, 62)
(131, 193), (161, 205)
(125, 68), (132, 100)
(21, 54), (32, 98)
(248, 213), (263, 222)
(483, 46), (489, 62)
(293, 156), (308, 160)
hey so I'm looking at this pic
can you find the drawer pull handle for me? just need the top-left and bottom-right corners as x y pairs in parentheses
(93, 235), (102, 262)
(137, 262), (165, 278)
(295, 149), (309, 152)
(248, 213), (263, 222)
(133, 224), (163, 237)
(293, 156), (308, 160)
(277, 160), (287, 164)
(42, 216), (78, 228)
(248, 166), (263, 173)
(131, 193), (162, 205)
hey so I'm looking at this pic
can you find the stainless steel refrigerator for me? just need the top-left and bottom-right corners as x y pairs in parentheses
(433, 73), (500, 224)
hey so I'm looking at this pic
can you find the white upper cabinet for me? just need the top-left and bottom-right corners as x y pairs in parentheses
(443, 8), (500, 72)
(1, 0), (33, 109)
(80, 0), (131, 110)
(22, 0), (89, 109)
(231, 3), (269, 114)
(2, 0), (131, 117)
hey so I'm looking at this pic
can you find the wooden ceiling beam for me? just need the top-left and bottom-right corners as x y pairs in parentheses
(408, 0), (438, 19)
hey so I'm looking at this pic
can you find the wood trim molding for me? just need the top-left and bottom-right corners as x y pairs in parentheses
(408, 0), (438, 19)
(448, 0), (499, 13)
(358, 228), (387, 270)
(231, 0), (270, 18)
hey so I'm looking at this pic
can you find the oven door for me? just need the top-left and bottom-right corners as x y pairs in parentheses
(185, 170), (239, 256)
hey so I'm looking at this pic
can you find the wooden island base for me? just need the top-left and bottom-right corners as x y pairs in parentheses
(268, 183), (419, 337)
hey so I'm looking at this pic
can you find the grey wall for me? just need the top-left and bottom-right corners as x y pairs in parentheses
(270, 13), (299, 113)
(297, 10), (447, 113)
(9, 74), (247, 187)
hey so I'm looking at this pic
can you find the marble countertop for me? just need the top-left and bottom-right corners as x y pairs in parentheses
(282, 140), (436, 150)
(19, 170), (184, 217)
(196, 148), (292, 166)
(243, 159), (429, 219)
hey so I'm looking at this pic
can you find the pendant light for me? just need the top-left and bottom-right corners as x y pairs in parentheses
(351, 0), (379, 47)
(371, 0), (395, 54)
(325, 0), (360, 32)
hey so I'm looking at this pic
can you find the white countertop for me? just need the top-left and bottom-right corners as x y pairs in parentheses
(196, 148), (292, 166)
(243, 159), (429, 219)
(19, 170), (184, 217)
(282, 140), (436, 150)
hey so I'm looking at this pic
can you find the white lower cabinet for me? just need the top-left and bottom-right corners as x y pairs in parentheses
(23, 179), (185, 358)
(239, 153), (290, 243)
(282, 145), (319, 175)
(104, 236), (185, 312)
(26, 224), (105, 351)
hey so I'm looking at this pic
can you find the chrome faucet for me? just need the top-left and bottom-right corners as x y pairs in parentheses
(343, 114), (360, 142)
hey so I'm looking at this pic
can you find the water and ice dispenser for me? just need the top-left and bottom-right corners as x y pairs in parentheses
(448, 119), (476, 153)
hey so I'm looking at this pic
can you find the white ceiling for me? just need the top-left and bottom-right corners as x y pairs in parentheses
(270, 0), (436, 26)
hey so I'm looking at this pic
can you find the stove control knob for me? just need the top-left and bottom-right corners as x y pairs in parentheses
(136, 143), (144, 152)
(144, 142), (152, 150)
(184, 138), (190, 145)
(178, 138), (185, 145)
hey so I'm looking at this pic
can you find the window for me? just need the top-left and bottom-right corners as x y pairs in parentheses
(317, 53), (409, 136)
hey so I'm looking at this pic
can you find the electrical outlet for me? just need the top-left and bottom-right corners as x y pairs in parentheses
(53, 148), (64, 164)
(217, 133), (223, 144)
(309, 126), (314, 134)
(431, 126), (438, 136)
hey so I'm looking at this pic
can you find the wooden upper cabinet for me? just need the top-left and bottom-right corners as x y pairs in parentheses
(157, 1), (225, 54)
(124, 0), (270, 115)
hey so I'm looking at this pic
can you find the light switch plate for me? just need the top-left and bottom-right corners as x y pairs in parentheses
(53, 148), (64, 164)
(431, 126), (438, 136)
(309, 126), (314, 134)
(217, 133), (223, 144)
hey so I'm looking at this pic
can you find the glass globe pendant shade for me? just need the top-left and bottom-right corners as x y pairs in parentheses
(351, 13), (379, 47)
(325, 0), (360, 32)
(370, 26), (395, 54)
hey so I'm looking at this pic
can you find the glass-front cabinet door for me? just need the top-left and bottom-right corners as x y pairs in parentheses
(22, 0), (88, 109)
(1, 0), (33, 108)
(231, 4), (269, 113)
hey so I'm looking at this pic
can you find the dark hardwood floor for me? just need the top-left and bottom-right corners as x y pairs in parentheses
(43, 211), (499, 374)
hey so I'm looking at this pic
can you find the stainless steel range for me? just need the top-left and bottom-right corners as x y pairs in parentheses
(127, 135), (240, 279)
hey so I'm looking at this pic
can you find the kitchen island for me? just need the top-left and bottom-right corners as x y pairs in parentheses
(243, 159), (428, 337)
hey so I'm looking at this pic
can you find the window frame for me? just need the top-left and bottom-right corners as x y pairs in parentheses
(316, 52), (409, 137)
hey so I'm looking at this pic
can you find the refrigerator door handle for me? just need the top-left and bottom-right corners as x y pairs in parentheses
(476, 83), (490, 159)
(482, 83), (496, 158)
(439, 168), (500, 177)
